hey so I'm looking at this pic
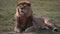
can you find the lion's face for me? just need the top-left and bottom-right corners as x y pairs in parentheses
(17, 2), (31, 16)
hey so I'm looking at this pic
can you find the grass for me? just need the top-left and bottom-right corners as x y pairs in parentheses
(0, 0), (60, 34)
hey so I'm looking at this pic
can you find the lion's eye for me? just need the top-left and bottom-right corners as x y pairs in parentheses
(20, 6), (27, 10)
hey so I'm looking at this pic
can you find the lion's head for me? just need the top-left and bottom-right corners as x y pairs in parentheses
(16, 1), (32, 16)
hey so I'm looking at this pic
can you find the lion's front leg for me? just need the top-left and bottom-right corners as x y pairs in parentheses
(14, 16), (23, 33)
(14, 26), (21, 33)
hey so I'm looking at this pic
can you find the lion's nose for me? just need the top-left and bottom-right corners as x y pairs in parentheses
(21, 10), (24, 13)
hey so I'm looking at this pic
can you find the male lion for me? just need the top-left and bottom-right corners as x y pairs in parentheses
(14, 0), (33, 33)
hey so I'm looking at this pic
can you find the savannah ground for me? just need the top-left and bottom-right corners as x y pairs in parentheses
(0, 0), (60, 34)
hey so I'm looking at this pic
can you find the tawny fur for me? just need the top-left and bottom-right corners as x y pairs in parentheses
(43, 17), (59, 32)
(14, 0), (33, 33)
(25, 17), (59, 32)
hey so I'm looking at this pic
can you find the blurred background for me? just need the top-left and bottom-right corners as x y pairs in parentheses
(0, 0), (60, 34)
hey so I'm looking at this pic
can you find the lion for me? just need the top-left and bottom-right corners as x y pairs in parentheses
(14, 0), (33, 33)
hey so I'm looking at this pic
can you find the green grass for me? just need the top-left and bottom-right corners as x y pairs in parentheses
(0, 0), (60, 34)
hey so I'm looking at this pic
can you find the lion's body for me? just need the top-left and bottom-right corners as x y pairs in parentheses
(25, 18), (59, 32)
(14, 0), (59, 33)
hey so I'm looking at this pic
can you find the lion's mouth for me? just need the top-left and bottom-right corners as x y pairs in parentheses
(21, 10), (25, 13)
